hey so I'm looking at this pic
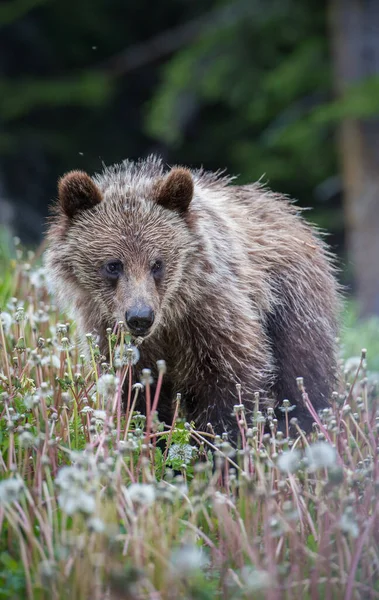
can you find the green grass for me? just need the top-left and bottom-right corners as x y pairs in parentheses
(0, 237), (378, 600)
(341, 302), (379, 372)
(0, 228), (15, 307)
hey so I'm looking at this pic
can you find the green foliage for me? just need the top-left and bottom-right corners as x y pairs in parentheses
(145, 0), (336, 196)
(0, 0), (47, 26)
(0, 552), (27, 599)
(0, 73), (113, 121)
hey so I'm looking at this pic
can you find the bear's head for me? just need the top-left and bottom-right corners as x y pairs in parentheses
(45, 165), (198, 341)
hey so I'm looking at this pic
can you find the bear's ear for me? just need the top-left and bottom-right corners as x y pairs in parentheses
(58, 170), (103, 219)
(155, 168), (194, 214)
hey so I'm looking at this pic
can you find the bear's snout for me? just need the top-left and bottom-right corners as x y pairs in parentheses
(125, 306), (155, 337)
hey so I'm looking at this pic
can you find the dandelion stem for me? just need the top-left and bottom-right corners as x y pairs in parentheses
(0, 314), (11, 388)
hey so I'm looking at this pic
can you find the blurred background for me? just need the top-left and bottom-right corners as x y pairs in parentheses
(0, 0), (379, 324)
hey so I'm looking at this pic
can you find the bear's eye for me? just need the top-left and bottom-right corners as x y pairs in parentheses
(102, 260), (123, 279)
(151, 259), (164, 278)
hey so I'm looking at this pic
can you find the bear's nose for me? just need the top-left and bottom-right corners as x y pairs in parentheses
(125, 306), (155, 336)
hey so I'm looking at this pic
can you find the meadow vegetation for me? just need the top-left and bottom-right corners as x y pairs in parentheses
(0, 239), (378, 599)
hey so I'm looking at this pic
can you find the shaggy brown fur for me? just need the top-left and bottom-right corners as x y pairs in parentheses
(45, 156), (340, 436)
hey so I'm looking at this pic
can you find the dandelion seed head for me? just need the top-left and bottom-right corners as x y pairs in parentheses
(18, 431), (35, 448)
(14, 306), (25, 323)
(58, 490), (96, 516)
(87, 517), (105, 533)
(170, 545), (205, 574)
(0, 312), (12, 332)
(41, 355), (61, 369)
(213, 491), (229, 505)
(156, 359), (166, 373)
(30, 267), (47, 289)
(168, 443), (195, 465)
(97, 374), (119, 397)
(240, 567), (271, 592)
(344, 356), (361, 375)
(277, 450), (301, 473)
(23, 393), (39, 410)
(118, 439), (137, 453)
(113, 344), (140, 367)
(305, 442), (337, 471)
(34, 309), (49, 323)
(124, 483), (156, 506)
(93, 410), (107, 421)
(0, 477), (24, 505)
(56, 465), (86, 490)
(38, 560), (56, 584)
(140, 368), (153, 385)
(339, 512), (359, 538)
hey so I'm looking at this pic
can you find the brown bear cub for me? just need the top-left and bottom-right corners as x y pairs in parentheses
(45, 156), (340, 438)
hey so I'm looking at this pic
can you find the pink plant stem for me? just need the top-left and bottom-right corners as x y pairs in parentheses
(115, 368), (128, 444)
(344, 503), (378, 600)
(343, 355), (364, 409)
(151, 370), (164, 416)
(302, 391), (344, 465)
(144, 379), (151, 441)
(236, 411), (246, 449)
(366, 398), (379, 483)
(288, 474), (305, 536)
(8, 431), (14, 471)
(125, 364), (132, 419)
(94, 432), (106, 459)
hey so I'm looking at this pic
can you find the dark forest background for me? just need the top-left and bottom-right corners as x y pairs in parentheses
(1, 0), (379, 317)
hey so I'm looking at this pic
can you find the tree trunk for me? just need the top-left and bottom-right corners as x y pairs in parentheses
(329, 0), (379, 317)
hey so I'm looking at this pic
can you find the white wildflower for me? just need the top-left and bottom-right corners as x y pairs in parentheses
(87, 517), (105, 533)
(140, 368), (153, 386)
(56, 323), (68, 335)
(118, 439), (137, 453)
(339, 513), (359, 538)
(18, 431), (36, 448)
(0, 312), (12, 333)
(30, 267), (47, 289)
(34, 309), (49, 323)
(68, 450), (97, 469)
(277, 449), (301, 473)
(305, 442), (337, 471)
(41, 355), (61, 369)
(56, 465), (96, 515)
(38, 560), (56, 584)
(38, 383), (53, 398)
(123, 483), (156, 506)
(168, 443), (195, 465)
(56, 465), (85, 490)
(93, 410), (107, 421)
(23, 394), (40, 410)
(213, 491), (230, 505)
(113, 344), (140, 368)
(89, 392), (97, 405)
(0, 477), (24, 505)
(97, 374), (119, 397)
(168, 479), (188, 500)
(344, 356), (362, 375)
(58, 490), (96, 516)
(14, 306), (25, 323)
(240, 567), (271, 591)
(171, 545), (205, 574)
